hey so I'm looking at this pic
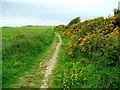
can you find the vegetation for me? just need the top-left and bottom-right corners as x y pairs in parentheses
(68, 17), (80, 26)
(2, 9), (120, 89)
(51, 14), (120, 88)
(2, 26), (55, 88)
(114, 9), (120, 27)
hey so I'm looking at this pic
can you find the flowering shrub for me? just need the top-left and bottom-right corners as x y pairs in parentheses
(54, 16), (119, 65)
(52, 16), (120, 88)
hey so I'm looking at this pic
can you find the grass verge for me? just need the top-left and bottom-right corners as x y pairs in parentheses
(2, 26), (55, 88)
(9, 35), (59, 88)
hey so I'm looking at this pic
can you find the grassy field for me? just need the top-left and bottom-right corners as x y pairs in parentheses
(2, 26), (53, 40)
(2, 26), (55, 88)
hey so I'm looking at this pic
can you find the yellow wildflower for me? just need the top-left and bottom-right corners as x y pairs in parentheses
(84, 78), (87, 80)
(88, 19), (93, 21)
(79, 58), (85, 62)
(78, 38), (82, 41)
(10, 36), (15, 39)
(68, 51), (72, 55)
(79, 43), (84, 47)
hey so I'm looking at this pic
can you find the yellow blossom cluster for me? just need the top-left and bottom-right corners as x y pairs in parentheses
(10, 33), (25, 39)
(54, 16), (119, 58)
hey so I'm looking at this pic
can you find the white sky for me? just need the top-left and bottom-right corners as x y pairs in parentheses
(1, 0), (120, 27)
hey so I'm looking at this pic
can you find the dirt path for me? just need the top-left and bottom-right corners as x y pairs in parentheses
(40, 32), (62, 88)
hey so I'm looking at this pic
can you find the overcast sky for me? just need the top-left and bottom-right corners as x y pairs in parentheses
(1, 0), (119, 27)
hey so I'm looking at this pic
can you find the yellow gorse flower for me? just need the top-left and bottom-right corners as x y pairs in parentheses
(79, 58), (85, 62)
(79, 43), (84, 47)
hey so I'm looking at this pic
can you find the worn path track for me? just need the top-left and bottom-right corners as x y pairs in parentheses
(40, 32), (62, 88)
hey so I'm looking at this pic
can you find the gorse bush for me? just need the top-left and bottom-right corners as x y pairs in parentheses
(55, 16), (119, 65)
(68, 17), (80, 26)
(53, 16), (120, 88)
(114, 9), (120, 27)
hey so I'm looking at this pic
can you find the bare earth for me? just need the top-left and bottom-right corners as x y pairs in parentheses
(40, 32), (62, 88)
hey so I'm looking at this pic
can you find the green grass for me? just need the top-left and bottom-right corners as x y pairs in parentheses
(2, 26), (55, 88)
(2, 26), (53, 40)
(9, 34), (59, 88)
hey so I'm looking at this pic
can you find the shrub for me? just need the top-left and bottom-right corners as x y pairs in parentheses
(68, 17), (80, 26)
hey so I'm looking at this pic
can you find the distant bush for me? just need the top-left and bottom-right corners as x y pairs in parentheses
(68, 17), (80, 25)
(114, 9), (120, 27)
(114, 9), (120, 15)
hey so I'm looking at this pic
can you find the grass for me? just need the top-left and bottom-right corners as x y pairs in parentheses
(9, 35), (59, 88)
(2, 26), (55, 88)
(2, 26), (53, 40)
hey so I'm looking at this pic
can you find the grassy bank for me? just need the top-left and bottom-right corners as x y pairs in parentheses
(2, 26), (55, 88)
(50, 16), (120, 88)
